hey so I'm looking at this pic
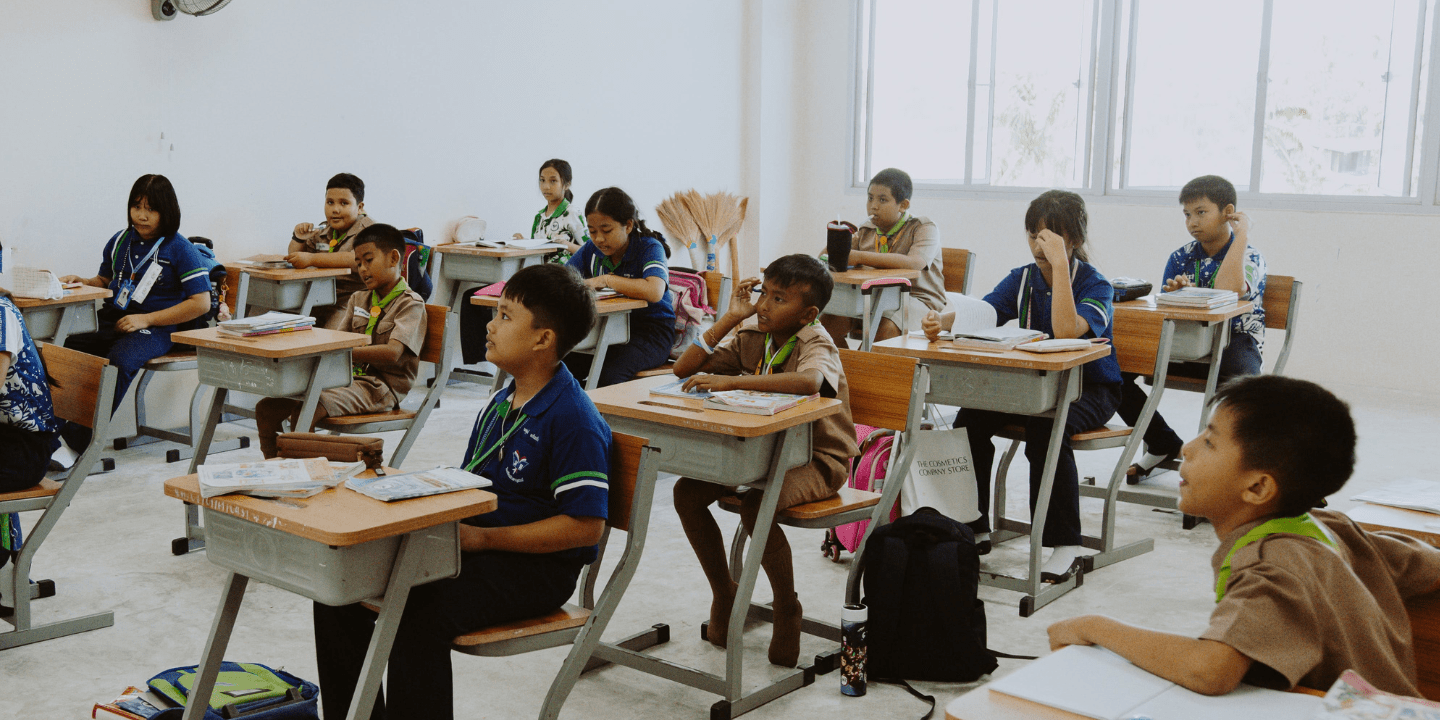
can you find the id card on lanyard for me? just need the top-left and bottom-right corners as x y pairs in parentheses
(113, 231), (165, 311)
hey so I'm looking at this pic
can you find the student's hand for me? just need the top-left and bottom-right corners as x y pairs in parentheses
(512, 233), (525, 240)
(294, 222), (315, 238)
(1035, 228), (1070, 266)
(286, 252), (315, 269)
(726, 276), (760, 321)
(921, 310), (943, 341)
(1163, 275), (1193, 293)
(58, 274), (86, 285)
(584, 275), (610, 290)
(682, 373), (738, 393)
(1226, 210), (1250, 237)
(1047, 616), (1099, 651)
(115, 314), (152, 334)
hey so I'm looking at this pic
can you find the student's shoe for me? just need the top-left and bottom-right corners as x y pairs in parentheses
(1040, 558), (1084, 585)
(976, 539), (992, 556)
(48, 439), (79, 471)
(1126, 448), (1179, 485)
(769, 592), (803, 667)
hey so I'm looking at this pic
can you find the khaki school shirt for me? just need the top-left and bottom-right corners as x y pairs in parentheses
(295, 214), (376, 297)
(853, 215), (945, 312)
(338, 285), (427, 402)
(706, 324), (860, 485)
(1202, 508), (1440, 696)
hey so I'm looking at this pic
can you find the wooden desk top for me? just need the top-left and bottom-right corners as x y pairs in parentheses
(1115, 296), (1254, 323)
(435, 243), (554, 258)
(470, 294), (648, 314)
(164, 471), (497, 547)
(587, 375), (844, 439)
(171, 326), (370, 359)
(872, 334), (1111, 371)
(945, 684), (1326, 720)
(230, 262), (351, 281)
(12, 285), (112, 308)
(830, 267), (922, 285)
(1348, 504), (1440, 547)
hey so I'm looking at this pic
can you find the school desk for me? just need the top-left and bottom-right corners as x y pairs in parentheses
(1113, 296), (1254, 431)
(942, 680), (1326, 720)
(1348, 503), (1440, 547)
(433, 243), (552, 313)
(14, 285), (111, 346)
(587, 375), (844, 719)
(824, 267), (921, 351)
(872, 335), (1113, 616)
(470, 293), (648, 392)
(1347, 505), (1440, 701)
(168, 326), (370, 554)
(229, 258), (351, 320)
(163, 471), (496, 720)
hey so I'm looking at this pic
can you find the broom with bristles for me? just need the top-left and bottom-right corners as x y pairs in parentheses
(680, 191), (748, 274)
(656, 193), (706, 269)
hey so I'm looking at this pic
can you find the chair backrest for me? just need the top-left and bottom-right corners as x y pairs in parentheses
(1263, 274), (1298, 331)
(607, 432), (651, 533)
(941, 248), (975, 294)
(419, 305), (449, 365)
(39, 343), (109, 429)
(838, 349), (920, 433)
(223, 263), (242, 315)
(1408, 589), (1440, 700)
(1111, 307), (1167, 376)
(701, 271), (732, 316)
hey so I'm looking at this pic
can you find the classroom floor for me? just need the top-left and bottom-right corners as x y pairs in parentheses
(4, 378), (1437, 719)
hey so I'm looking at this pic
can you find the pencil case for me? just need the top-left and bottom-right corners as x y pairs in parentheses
(276, 433), (384, 469)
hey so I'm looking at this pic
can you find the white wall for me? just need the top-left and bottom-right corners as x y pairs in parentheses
(0, 0), (749, 270)
(765, 1), (1440, 397)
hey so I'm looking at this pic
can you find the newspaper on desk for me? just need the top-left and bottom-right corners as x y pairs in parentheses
(197, 457), (341, 499)
(1351, 478), (1440, 515)
(346, 467), (491, 502)
(1313, 669), (1440, 719)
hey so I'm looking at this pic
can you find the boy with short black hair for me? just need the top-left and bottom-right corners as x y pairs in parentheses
(255, 223), (425, 458)
(673, 253), (860, 667)
(1120, 174), (1269, 482)
(1048, 375), (1440, 697)
(287, 172), (377, 328)
(819, 167), (945, 347)
(313, 263), (609, 720)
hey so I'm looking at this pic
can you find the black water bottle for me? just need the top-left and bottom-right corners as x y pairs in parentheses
(827, 220), (856, 272)
(841, 603), (867, 696)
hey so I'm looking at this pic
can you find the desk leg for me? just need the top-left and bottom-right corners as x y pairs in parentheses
(181, 572), (249, 720)
(187, 387), (228, 475)
(295, 354), (343, 432)
(1197, 321), (1233, 432)
(346, 532), (425, 720)
(586, 315), (617, 392)
(1024, 370), (1076, 595)
(297, 280), (321, 318)
(52, 305), (78, 347)
(234, 273), (251, 320)
(859, 292), (875, 353)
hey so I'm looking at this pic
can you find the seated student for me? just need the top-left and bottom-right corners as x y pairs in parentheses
(1120, 174), (1267, 483)
(819, 167), (944, 348)
(255, 224), (425, 458)
(287, 172), (376, 329)
(922, 190), (1120, 580)
(457, 159), (590, 366)
(0, 287), (59, 492)
(55, 174), (212, 467)
(1048, 376), (1440, 697)
(672, 254), (860, 667)
(563, 186), (675, 387)
(313, 263), (609, 720)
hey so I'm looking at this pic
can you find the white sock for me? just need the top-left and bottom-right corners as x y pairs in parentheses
(1136, 450), (1171, 472)
(1042, 545), (1089, 576)
(975, 532), (991, 544)
(50, 440), (79, 469)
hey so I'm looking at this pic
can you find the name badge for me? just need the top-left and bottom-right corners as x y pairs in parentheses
(114, 279), (135, 309)
(353, 306), (371, 319)
(132, 262), (163, 304)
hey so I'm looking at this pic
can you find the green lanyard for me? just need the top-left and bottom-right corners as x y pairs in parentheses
(1192, 233), (1236, 288)
(365, 279), (409, 335)
(324, 227), (348, 252)
(590, 251), (620, 278)
(463, 399), (528, 472)
(1016, 260), (1079, 330)
(875, 213), (909, 254)
(531, 199), (569, 238)
(1215, 513), (1335, 602)
(756, 333), (799, 375)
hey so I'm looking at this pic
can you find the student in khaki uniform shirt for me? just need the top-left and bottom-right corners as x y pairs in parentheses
(287, 172), (378, 328)
(672, 254), (860, 669)
(257, 224), (425, 458)
(820, 167), (944, 347)
(1047, 376), (1440, 697)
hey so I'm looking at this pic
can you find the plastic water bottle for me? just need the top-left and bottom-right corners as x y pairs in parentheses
(841, 603), (867, 696)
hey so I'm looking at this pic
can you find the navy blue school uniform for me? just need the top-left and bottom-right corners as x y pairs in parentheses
(59, 229), (210, 451)
(313, 362), (610, 720)
(953, 259), (1122, 547)
(0, 296), (60, 491)
(564, 236), (675, 386)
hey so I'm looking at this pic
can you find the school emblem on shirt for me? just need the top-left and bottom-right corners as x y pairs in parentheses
(510, 450), (529, 475)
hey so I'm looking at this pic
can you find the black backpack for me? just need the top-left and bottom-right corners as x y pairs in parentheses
(860, 507), (1000, 683)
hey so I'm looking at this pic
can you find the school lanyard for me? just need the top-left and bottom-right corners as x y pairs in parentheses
(756, 333), (799, 376)
(365, 279), (409, 335)
(1191, 233), (1235, 288)
(531, 199), (569, 238)
(463, 399), (529, 472)
(1215, 514), (1335, 602)
(590, 250), (620, 278)
(1016, 259), (1079, 330)
(875, 213), (909, 254)
(111, 229), (166, 281)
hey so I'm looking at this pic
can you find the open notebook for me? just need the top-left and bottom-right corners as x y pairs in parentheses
(987, 646), (1321, 720)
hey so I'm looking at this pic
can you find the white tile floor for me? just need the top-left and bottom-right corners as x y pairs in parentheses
(3, 378), (1437, 719)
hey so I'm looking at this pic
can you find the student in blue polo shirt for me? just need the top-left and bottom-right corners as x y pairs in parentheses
(565, 186), (675, 387)
(0, 287), (59, 492)
(312, 263), (609, 720)
(55, 174), (211, 464)
(922, 190), (1121, 581)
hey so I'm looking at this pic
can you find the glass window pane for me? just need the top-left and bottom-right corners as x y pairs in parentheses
(1260, 0), (1423, 196)
(869, 0), (973, 182)
(1122, 0), (1263, 190)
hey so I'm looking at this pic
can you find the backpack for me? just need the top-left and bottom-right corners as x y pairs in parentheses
(666, 268), (715, 361)
(821, 424), (900, 561)
(859, 507), (999, 683)
(146, 662), (318, 720)
(178, 237), (226, 332)
(399, 228), (434, 301)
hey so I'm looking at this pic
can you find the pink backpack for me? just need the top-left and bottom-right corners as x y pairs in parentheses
(821, 423), (902, 562)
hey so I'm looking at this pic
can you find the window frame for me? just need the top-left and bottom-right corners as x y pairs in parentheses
(850, 0), (1440, 214)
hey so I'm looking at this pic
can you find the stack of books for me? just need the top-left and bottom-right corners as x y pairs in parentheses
(951, 326), (1047, 352)
(218, 311), (315, 337)
(704, 390), (819, 416)
(1155, 287), (1238, 309)
(347, 467), (492, 502)
(197, 457), (357, 499)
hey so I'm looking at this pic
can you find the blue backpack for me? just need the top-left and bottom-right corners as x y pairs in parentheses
(399, 228), (434, 301)
(179, 237), (227, 332)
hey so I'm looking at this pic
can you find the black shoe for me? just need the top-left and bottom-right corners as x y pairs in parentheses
(1040, 558), (1084, 584)
(976, 539), (992, 556)
(1126, 449), (1179, 485)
